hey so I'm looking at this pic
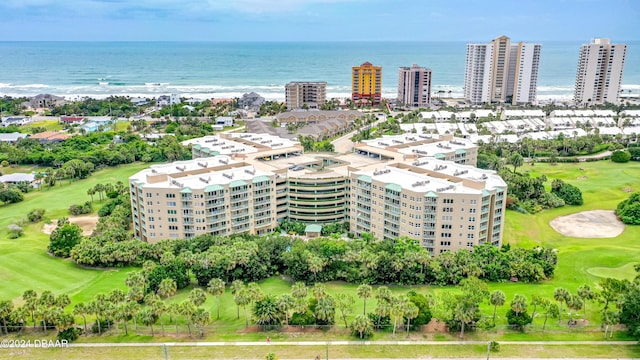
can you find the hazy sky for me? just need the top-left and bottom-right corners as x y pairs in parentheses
(0, 0), (637, 41)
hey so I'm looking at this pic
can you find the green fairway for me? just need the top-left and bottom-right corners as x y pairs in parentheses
(0, 160), (639, 344)
(0, 164), (148, 301)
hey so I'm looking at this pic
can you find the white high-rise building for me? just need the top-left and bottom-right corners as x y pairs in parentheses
(464, 36), (541, 105)
(574, 38), (627, 106)
(397, 64), (432, 108)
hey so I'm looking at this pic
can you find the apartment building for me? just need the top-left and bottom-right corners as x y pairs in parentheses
(131, 133), (504, 254)
(352, 62), (382, 105)
(398, 64), (432, 108)
(574, 38), (627, 106)
(285, 81), (327, 110)
(464, 36), (541, 105)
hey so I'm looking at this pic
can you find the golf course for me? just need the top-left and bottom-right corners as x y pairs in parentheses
(1, 160), (639, 359)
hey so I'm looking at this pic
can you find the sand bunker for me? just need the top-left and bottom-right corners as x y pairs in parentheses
(549, 210), (624, 238)
(42, 216), (99, 236)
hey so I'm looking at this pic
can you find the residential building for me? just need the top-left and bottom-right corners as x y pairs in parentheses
(0, 132), (28, 143)
(60, 116), (84, 124)
(397, 64), (432, 108)
(215, 116), (234, 127)
(352, 62), (382, 105)
(238, 92), (265, 110)
(30, 131), (72, 143)
(0, 173), (36, 185)
(1, 116), (31, 127)
(574, 38), (627, 106)
(157, 94), (180, 108)
(464, 36), (541, 105)
(132, 133), (505, 256)
(285, 82), (327, 110)
(29, 94), (65, 109)
(131, 98), (149, 106)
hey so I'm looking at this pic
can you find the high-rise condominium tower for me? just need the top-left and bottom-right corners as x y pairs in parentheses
(352, 62), (382, 105)
(285, 81), (327, 110)
(574, 38), (627, 106)
(464, 35), (541, 105)
(397, 64), (432, 108)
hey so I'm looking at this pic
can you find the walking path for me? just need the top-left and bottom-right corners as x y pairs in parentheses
(68, 340), (638, 347)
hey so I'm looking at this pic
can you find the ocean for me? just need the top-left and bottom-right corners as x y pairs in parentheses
(0, 41), (638, 102)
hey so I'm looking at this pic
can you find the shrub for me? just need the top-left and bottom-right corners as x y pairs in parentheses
(69, 202), (92, 216)
(506, 309), (532, 331)
(0, 188), (24, 204)
(57, 327), (81, 342)
(611, 150), (631, 163)
(8, 223), (23, 239)
(538, 192), (565, 209)
(616, 192), (640, 225)
(91, 319), (113, 334)
(48, 223), (83, 257)
(551, 179), (584, 206)
(490, 341), (500, 352)
(1, 160), (8, 167)
(27, 208), (46, 222)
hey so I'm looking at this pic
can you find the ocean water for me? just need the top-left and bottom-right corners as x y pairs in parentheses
(0, 41), (638, 102)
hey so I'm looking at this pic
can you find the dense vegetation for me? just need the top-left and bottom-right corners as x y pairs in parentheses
(616, 192), (640, 225)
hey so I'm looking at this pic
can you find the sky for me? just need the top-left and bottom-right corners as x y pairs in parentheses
(0, 0), (637, 42)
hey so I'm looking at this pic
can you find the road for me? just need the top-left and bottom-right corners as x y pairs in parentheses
(331, 113), (389, 154)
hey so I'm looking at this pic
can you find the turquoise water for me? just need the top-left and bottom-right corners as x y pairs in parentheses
(0, 41), (638, 100)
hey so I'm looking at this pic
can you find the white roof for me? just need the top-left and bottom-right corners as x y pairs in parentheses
(0, 173), (35, 182)
(502, 109), (545, 118)
(621, 110), (640, 117)
(182, 133), (299, 155)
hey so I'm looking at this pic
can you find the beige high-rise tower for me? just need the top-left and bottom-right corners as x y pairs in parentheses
(397, 64), (432, 108)
(574, 38), (627, 106)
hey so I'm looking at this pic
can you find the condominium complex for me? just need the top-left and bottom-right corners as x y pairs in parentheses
(352, 62), (382, 105)
(464, 35), (541, 105)
(130, 133), (506, 255)
(397, 64), (432, 108)
(285, 81), (327, 110)
(574, 38), (627, 106)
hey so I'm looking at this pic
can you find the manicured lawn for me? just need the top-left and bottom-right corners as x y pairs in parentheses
(0, 164), (148, 302)
(1, 160), (640, 347)
(24, 120), (64, 132)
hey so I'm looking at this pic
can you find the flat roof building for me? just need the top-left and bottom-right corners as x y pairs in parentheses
(352, 62), (382, 105)
(285, 82), (327, 110)
(575, 38), (627, 106)
(398, 64), (432, 108)
(131, 133), (505, 255)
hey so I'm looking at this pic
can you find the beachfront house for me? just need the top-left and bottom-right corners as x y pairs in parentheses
(157, 94), (181, 108)
(238, 92), (265, 111)
(81, 116), (113, 133)
(0, 132), (29, 143)
(131, 97), (149, 106)
(29, 94), (65, 109)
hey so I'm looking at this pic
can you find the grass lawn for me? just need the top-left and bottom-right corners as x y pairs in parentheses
(23, 120), (63, 132)
(1, 160), (640, 348)
(0, 163), (149, 302)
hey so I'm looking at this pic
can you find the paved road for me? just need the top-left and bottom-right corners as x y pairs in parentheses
(331, 113), (389, 154)
(67, 340), (638, 347)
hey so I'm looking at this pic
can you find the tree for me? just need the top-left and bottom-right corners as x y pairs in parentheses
(253, 295), (282, 327)
(157, 278), (177, 300)
(616, 192), (640, 225)
(553, 287), (570, 322)
(276, 294), (295, 326)
(403, 301), (419, 336)
(291, 282), (308, 300)
(0, 188), (24, 204)
(311, 283), (327, 299)
(22, 290), (38, 327)
(188, 288), (207, 307)
(151, 300), (167, 335)
(179, 301), (195, 336)
(191, 308), (210, 337)
(314, 296), (336, 325)
(540, 298), (558, 331)
(454, 302), (475, 338)
(27, 208), (46, 222)
(611, 150), (631, 163)
(509, 152), (524, 172)
(207, 278), (225, 320)
(356, 284), (373, 315)
(577, 284), (595, 321)
(0, 300), (13, 335)
(72, 302), (89, 334)
(390, 296), (408, 336)
(235, 288), (251, 328)
(489, 290), (506, 323)
(551, 179), (584, 206)
(566, 294), (583, 324)
(374, 299), (391, 330)
(48, 223), (83, 258)
(350, 314), (374, 339)
(335, 293), (355, 328)
(138, 307), (157, 336)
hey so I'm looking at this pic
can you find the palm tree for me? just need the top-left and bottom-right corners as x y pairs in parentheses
(191, 308), (210, 337)
(577, 284), (595, 321)
(374, 299), (390, 330)
(157, 278), (177, 300)
(314, 296), (335, 325)
(231, 281), (246, 320)
(9, 306), (28, 334)
(207, 278), (225, 320)
(291, 282), (308, 300)
(403, 301), (419, 336)
(511, 294), (528, 317)
(116, 302), (131, 336)
(73, 302), (89, 334)
(253, 295), (282, 327)
(553, 287), (570, 323)
(87, 187), (95, 202)
(567, 295), (583, 324)
(179, 301), (195, 336)
(234, 289), (251, 328)
(168, 302), (181, 336)
(489, 290), (506, 323)
(0, 300), (13, 335)
(307, 254), (325, 282)
(356, 284), (373, 315)
(22, 290), (38, 327)
(335, 293), (355, 328)
(312, 283), (327, 299)
(390, 298), (406, 336)
(247, 282), (264, 304)
(188, 288), (207, 307)
(276, 294), (295, 326)
(152, 300), (167, 335)
(138, 308), (156, 336)
(350, 314), (373, 339)
(530, 294), (543, 320)
(454, 302), (475, 338)
(375, 286), (392, 305)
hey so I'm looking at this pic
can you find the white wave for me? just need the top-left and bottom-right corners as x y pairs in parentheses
(98, 82), (109, 86)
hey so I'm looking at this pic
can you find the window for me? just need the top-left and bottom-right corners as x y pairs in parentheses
(467, 234), (475, 239)
(442, 207), (454, 213)
(148, 217), (155, 222)
(440, 241), (451, 246)
(168, 210), (177, 214)
(147, 201), (153, 206)
(166, 194), (176, 198)
(168, 217), (178, 223)
(441, 224), (452, 229)
(468, 225), (475, 230)
(467, 242), (474, 247)
(469, 208), (476, 213)
(146, 193), (152, 198)
(168, 225), (178, 231)
(440, 232), (452, 238)
(443, 198), (454, 204)
(469, 216), (476, 222)
(167, 201), (176, 207)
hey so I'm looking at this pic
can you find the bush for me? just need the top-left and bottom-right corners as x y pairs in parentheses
(1, 160), (8, 167)
(91, 319), (113, 334)
(611, 150), (631, 163)
(27, 208), (46, 222)
(0, 188), (24, 204)
(48, 223), (83, 257)
(57, 327), (81, 342)
(551, 179), (584, 206)
(538, 192), (565, 208)
(490, 341), (500, 352)
(616, 192), (640, 225)
(69, 202), (92, 216)
(506, 309), (532, 331)
(8, 223), (23, 239)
